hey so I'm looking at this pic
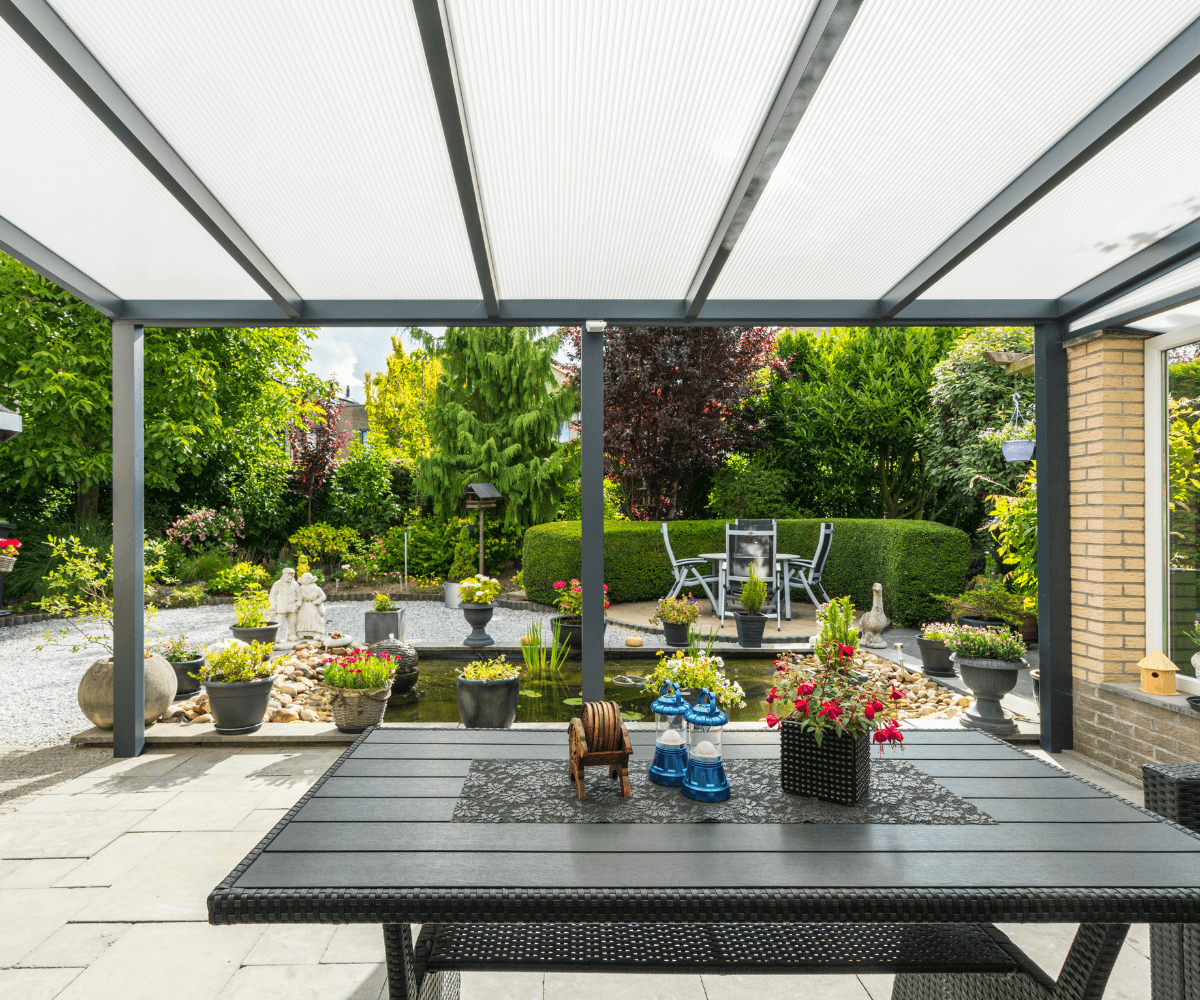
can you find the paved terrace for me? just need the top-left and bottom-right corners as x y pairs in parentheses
(0, 733), (1152, 1000)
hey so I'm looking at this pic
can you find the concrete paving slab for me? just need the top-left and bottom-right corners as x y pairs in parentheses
(53, 832), (173, 887)
(71, 832), (262, 922)
(0, 966), (84, 999)
(17, 923), (130, 968)
(322, 924), (386, 964)
(243, 925), (336, 966)
(0, 858), (22, 877)
(545, 972), (706, 1000)
(84, 750), (201, 778)
(856, 974), (895, 1000)
(461, 971), (544, 1000)
(55, 922), (262, 1000)
(234, 808), (288, 832)
(0, 809), (153, 859)
(701, 974), (872, 1000)
(247, 778), (319, 810)
(244, 749), (344, 776)
(16, 791), (146, 812)
(0, 887), (105, 967)
(128, 790), (270, 832)
(0, 858), (84, 888)
(217, 962), (386, 999)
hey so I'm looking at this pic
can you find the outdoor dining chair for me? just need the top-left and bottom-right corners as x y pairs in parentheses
(660, 522), (719, 609)
(718, 523), (782, 630)
(783, 521), (833, 608)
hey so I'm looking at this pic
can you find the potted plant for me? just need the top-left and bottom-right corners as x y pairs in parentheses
(230, 584), (279, 644)
(915, 622), (956, 677)
(322, 648), (397, 733)
(550, 578), (609, 648)
(364, 591), (404, 645)
(1018, 593), (1038, 645)
(649, 596), (701, 647)
(458, 574), (503, 648)
(945, 624), (1028, 737)
(733, 565), (768, 647)
(1000, 421), (1035, 462)
(644, 649), (746, 709)
(767, 604), (905, 805)
(157, 634), (204, 698)
(193, 641), (275, 735)
(443, 579), (462, 609)
(456, 654), (521, 728)
(936, 576), (1024, 631)
(0, 537), (20, 573)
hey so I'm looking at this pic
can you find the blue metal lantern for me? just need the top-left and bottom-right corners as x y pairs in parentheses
(648, 681), (689, 786)
(682, 687), (730, 802)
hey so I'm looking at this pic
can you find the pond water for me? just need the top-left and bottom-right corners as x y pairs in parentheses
(383, 657), (777, 724)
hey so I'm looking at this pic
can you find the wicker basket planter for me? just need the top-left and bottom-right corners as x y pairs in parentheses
(780, 720), (870, 806)
(0, 555), (15, 573)
(329, 685), (392, 733)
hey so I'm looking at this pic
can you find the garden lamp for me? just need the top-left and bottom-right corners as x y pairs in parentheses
(682, 688), (730, 802)
(648, 681), (689, 786)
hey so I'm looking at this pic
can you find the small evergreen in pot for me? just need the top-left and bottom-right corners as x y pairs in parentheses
(322, 649), (396, 733)
(915, 621), (955, 677)
(945, 625), (1028, 737)
(650, 596), (701, 647)
(733, 566), (768, 647)
(194, 641), (275, 735)
(936, 576), (1024, 631)
(459, 575), (503, 648)
(456, 655), (521, 728)
(230, 585), (279, 645)
(551, 578), (609, 648)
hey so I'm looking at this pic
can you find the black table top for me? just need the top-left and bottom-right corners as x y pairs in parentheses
(208, 727), (1200, 926)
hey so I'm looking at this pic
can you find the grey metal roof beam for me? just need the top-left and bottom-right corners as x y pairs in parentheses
(684, 0), (863, 318)
(0, 0), (302, 320)
(880, 12), (1200, 318)
(412, 0), (499, 319)
(0, 215), (121, 317)
(1066, 284), (1200, 339)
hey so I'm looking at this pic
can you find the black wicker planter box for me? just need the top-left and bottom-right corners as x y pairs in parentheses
(780, 720), (870, 805)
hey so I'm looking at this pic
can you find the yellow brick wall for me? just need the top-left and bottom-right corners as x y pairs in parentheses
(1066, 334), (1146, 686)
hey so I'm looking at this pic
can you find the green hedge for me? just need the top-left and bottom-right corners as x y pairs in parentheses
(522, 518), (970, 628)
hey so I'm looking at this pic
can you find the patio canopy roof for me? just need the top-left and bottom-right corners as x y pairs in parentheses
(3, 0), (1200, 336)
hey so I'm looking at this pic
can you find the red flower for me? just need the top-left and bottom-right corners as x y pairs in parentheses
(837, 643), (854, 662)
(553, 581), (567, 590)
(889, 686), (905, 702)
(793, 698), (809, 715)
(818, 700), (842, 720)
(775, 660), (788, 673)
(864, 705), (875, 720)
(870, 699), (884, 713)
(765, 714), (781, 729)
(798, 682), (814, 697)
(765, 686), (779, 704)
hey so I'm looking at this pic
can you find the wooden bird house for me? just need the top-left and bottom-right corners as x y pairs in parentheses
(1138, 649), (1179, 696)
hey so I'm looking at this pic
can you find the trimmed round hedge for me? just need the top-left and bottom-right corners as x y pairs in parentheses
(523, 518), (970, 628)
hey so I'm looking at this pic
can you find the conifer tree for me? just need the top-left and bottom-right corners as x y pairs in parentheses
(420, 327), (576, 527)
(362, 335), (441, 470)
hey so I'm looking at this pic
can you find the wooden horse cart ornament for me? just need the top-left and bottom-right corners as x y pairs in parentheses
(568, 701), (632, 800)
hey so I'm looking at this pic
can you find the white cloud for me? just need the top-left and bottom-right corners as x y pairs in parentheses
(306, 327), (432, 402)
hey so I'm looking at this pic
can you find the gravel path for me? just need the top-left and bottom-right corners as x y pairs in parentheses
(0, 602), (643, 748)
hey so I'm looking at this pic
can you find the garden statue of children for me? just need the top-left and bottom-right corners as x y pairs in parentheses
(268, 568), (302, 644)
(296, 572), (327, 638)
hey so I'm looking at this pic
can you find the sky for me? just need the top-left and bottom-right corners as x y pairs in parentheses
(304, 327), (428, 402)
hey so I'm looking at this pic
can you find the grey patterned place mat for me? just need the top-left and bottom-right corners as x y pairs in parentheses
(452, 758), (996, 825)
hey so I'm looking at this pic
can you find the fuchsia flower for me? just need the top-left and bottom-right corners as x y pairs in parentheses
(889, 686), (905, 702)
(837, 643), (854, 662)
(818, 700), (842, 721)
(797, 682), (814, 697)
(864, 705), (875, 720)
(793, 698), (809, 715)
(765, 714), (781, 729)
(765, 686), (779, 704)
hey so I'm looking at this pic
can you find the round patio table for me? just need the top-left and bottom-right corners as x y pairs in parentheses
(697, 551), (801, 619)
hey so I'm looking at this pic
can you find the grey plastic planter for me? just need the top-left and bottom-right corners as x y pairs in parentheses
(462, 603), (495, 648)
(952, 653), (1028, 738)
(364, 609), (404, 645)
(915, 635), (955, 676)
(168, 655), (205, 698)
(230, 623), (280, 645)
(1001, 440), (1035, 462)
(204, 675), (274, 735)
(734, 612), (767, 648)
(456, 674), (520, 728)
(444, 582), (462, 609)
(662, 621), (689, 647)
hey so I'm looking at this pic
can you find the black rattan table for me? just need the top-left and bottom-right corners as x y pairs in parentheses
(209, 727), (1200, 999)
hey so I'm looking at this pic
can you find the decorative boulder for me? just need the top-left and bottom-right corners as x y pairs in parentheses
(77, 652), (178, 729)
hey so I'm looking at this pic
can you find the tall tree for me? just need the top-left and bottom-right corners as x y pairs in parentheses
(420, 327), (575, 527)
(287, 390), (350, 525)
(561, 326), (773, 520)
(362, 335), (442, 470)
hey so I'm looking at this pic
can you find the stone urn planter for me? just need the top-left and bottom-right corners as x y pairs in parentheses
(952, 653), (1028, 738)
(456, 675), (520, 728)
(329, 686), (392, 733)
(166, 654), (205, 698)
(662, 621), (689, 647)
(915, 634), (955, 676)
(551, 615), (608, 648)
(231, 622), (280, 644)
(1030, 667), (1040, 705)
(77, 652), (177, 729)
(462, 603), (496, 648)
(364, 608), (405, 645)
(734, 612), (767, 648)
(204, 675), (275, 735)
(443, 582), (462, 609)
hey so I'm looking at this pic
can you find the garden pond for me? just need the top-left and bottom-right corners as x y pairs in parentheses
(383, 656), (777, 724)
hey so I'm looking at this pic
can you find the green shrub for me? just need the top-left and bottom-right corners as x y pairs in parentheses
(207, 561), (270, 596)
(522, 518), (970, 627)
(179, 549), (233, 585)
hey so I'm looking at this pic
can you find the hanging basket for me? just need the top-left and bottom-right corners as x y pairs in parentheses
(1001, 440), (1035, 462)
(0, 555), (15, 573)
(329, 685), (391, 733)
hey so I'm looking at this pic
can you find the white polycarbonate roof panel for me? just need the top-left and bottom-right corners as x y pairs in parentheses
(710, 0), (1200, 301)
(1071, 255), (1200, 331)
(926, 74), (1200, 300)
(0, 19), (267, 301)
(444, 0), (819, 299)
(1131, 304), (1200, 335)
(50, 0), (482, 300)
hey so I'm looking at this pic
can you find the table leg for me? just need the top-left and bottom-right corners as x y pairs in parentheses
(384, 923), (461, 1000)
(890, 922), (1129, 1000)
(1151, 924), (1200, 1000)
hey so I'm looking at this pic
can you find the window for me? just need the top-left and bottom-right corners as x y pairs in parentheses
(1165, 341), (1200, 676)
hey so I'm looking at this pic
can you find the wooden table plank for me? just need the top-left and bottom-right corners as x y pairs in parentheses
(268, 821), (1200, 854)
(314, 776), (467, 798)
(234, 850), (1200, 890)
(934, 777), (1107, 799)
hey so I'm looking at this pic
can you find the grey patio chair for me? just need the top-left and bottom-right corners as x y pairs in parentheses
(783, 521), (833, 608)
(718, 524), (782, 630)
(661, 522), (719, 610)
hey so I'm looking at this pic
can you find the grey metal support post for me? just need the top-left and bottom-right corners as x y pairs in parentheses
(1035, 321), (1072, 752)
(580, 321), (606, 702)
(112, 320), (145, 758)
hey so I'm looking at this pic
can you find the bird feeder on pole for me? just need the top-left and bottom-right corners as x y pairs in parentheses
(464, 483), (501, 577)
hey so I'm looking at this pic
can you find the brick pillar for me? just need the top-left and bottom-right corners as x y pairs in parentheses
(1066, 329), (1152, 774)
